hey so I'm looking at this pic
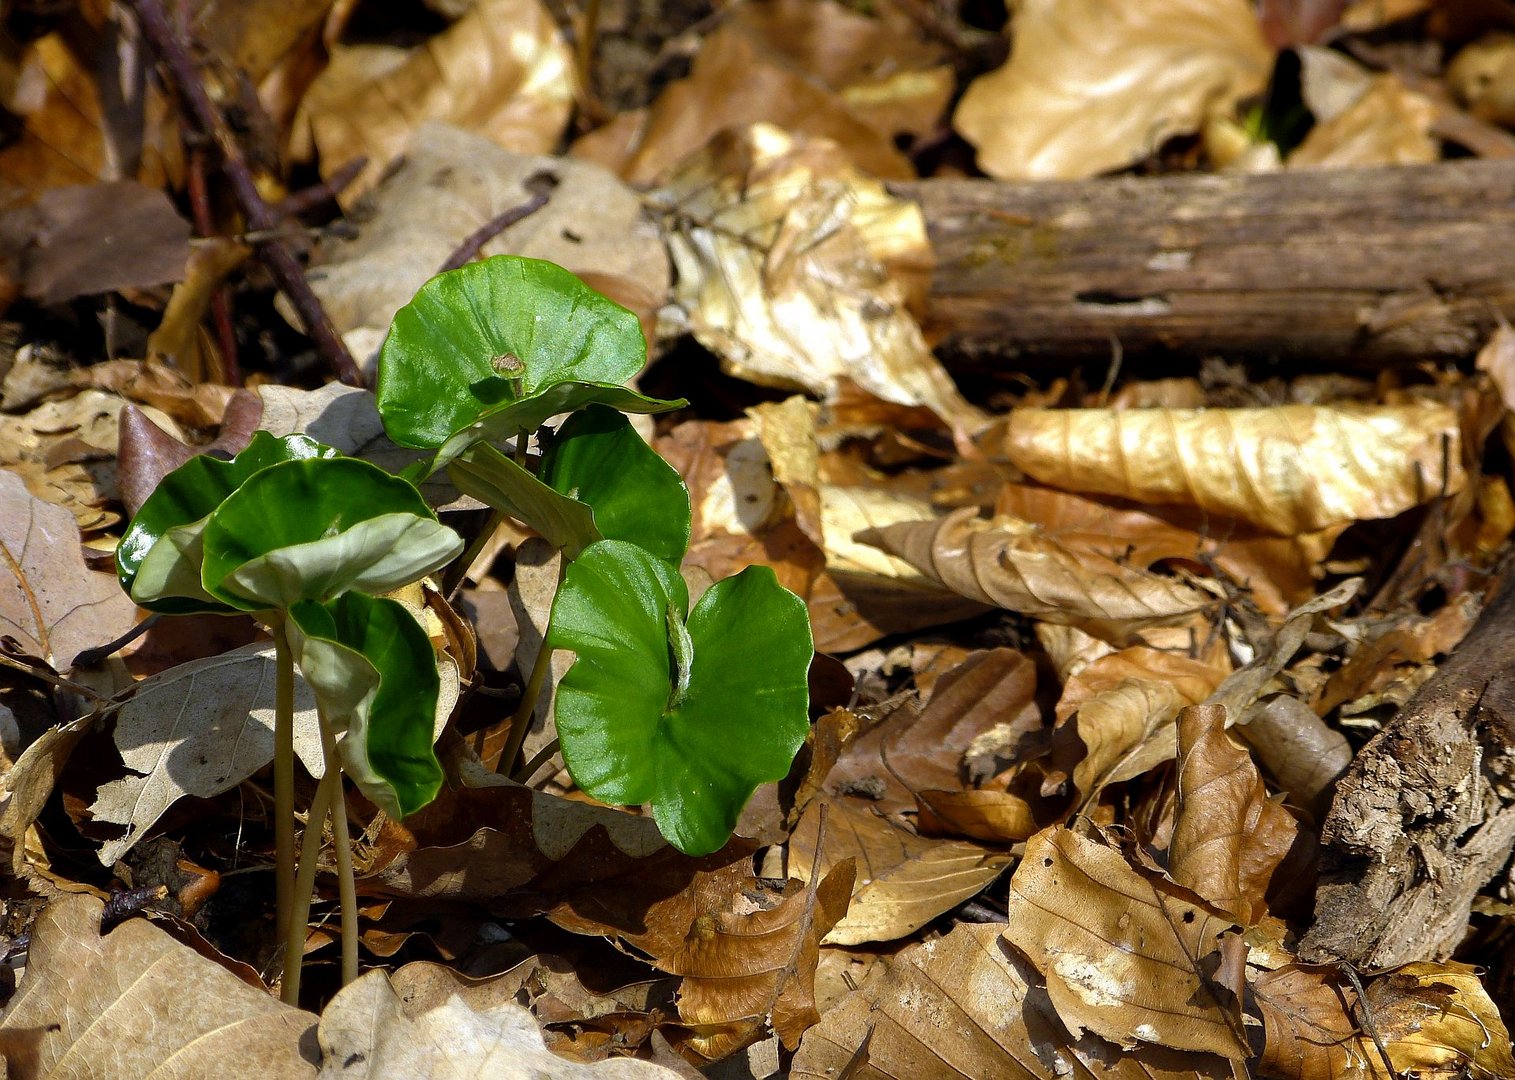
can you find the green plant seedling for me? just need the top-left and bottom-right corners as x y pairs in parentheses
(117, 431), (338, 613)
(375, 255), (685, 470)
(447, 404), (690, 562)
(547, 540), (813, 857)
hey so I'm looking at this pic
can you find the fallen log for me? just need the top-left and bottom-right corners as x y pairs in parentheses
(900, 159), (1515, 369)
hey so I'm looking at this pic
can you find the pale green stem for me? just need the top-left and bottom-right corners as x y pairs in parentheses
(496, 633), (552, 776)
(316, 711), (359, 987)
(281, 764), (338, 1006)
(442, 507), (504, 598)
(272, 623), (298, 1005)
(512, 736), (561, 785)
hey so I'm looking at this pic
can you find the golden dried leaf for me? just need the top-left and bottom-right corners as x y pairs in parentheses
(667, 862), (855, 1060)
(1004, 827), (1249, 1058)
(1255, 962), (1515, 1080)
(294, 0), (572, 205)
(1289, 74), (1438, 168)
(788, 798), (1011, 946)
(656, 124), (979, 433)
(953, 0), (1271, 179)
(1448, 32), (1515, 127)
(1003, 405), (1464, 535)
(865, 507), (1215, 641)
(1171, 704), (1300, 926)
(1051, 647), (1227, 801)
(571, 26), (913, 185)
(792, 922), (1236, 1079)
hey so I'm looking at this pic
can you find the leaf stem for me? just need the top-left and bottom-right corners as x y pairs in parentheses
(272, 623), (298, 1005)
(443, 507), (505, 599)
(282, 762), (338, 1006)
(497, 630), (552, 775)
(315, 711), (359, 987)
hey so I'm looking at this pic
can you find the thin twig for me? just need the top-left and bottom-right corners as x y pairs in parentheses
(437, 190), (553, 274)
(276, 156), (367, 219)
(186, 147), (242, 385)
(129, 0), (362, 387)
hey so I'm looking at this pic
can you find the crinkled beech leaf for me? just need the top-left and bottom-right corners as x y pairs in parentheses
(375, 256), (684, 460)
(548, 540), (813, 855)
(200, 457), (462, 611)
(116, 431), (338, 613)
(288, 592), (445, 818)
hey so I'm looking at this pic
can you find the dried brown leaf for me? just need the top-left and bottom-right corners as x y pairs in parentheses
(865, 507), (1214, 641)
(1289, 74), (1438, 168)
(0, 468), (137, 670)
(788, 798), (1011, 946)
(1004, 827), (1249, 1058)
(792, 923), (1236, 1080)
(0, 894), (315, 1077)
(1003, 405), (1464, 536)
(656, 124), (976, 434)
(1235, 695), (1351, 819)
(954, 0), (1271, 179)
(667, 861), (855, 1059)
(1171, 704), (1300, 926)
(294, 0), (572, 205)
(571, 26), (912, 185)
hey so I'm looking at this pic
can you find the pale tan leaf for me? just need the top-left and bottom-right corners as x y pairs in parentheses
(953, 0), (1271, 180)
(0, 468), (137, 669)
(1289, 74), (1438, 168)
(656, 123), (979, 433)
(1004, 827), (1249, 1058)
(0, 894), (315, 1077)
(294, 0), (572, 205)
(316, 968), (682, 1079)
(1235, 694), (1351, 819)
(792, 923), (1236, 1080)
(296, 125), (668, 351)
(788, 798), (1011, 946)
(1171, 704), (1300, 926)
(667, 862), (855, 1059)
(866, 507), (1214, 641)
(1004, 404), (1463, 535)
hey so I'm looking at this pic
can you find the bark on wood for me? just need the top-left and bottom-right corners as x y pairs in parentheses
(898, 160), (1515, 370)
(1301, 556), (1515, 968)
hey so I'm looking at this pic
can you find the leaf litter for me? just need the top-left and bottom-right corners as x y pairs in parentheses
(2, 0), (1515, 1077)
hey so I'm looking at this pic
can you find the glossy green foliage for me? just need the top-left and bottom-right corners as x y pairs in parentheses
(541, 405), (691, 564)
(375, 256), (682, 458)
(548, 540), (813, 856)
(288, 593), (444, 819)
(200, 457), (463, 611)
(117, 432), (337, 613)
(446, 405), (691, 562)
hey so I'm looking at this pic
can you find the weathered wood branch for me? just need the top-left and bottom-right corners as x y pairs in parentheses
(899, 160), (1515, 369)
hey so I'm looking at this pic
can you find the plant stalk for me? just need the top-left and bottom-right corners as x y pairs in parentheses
(443, 507), (505, 599)
(281, 764), (338, 1006)
(316, 712), (360, 987)
(272, 624), (298, 1004)
(496, 631), (552, 775)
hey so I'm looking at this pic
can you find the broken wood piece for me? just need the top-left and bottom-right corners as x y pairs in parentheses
(898, 159), (1515, 369)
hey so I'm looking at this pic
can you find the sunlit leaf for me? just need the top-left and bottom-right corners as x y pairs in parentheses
(548, 540), (812, 855)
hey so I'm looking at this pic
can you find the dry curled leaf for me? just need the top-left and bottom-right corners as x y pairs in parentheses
(0, 894), (315, 1078)
(792, 922), (1236, 1080)
(0, 469), (137, 670)
(1004, 827), (1249, 1058)
(293, 0), (572, 205)
(1171, 704), (1300, 926)
(1289, 74), (1438, 168)
(954, 0), (1271, 179)
(656, 124), (979, 434)
(666, 862), (855, 1061)
(1004, 405), (1464, 535)
(864, 506), (1215, 641)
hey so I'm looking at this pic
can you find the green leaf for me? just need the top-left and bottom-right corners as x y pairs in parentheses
(287, 593), (444, 819)
(446, 442), (600, 558)
(201, 457), (463, 611)
(541, 405), (690, 564)
(548, 540), (813, 856)
(117, 431), (337, 613)
(377, 255), (682, 452)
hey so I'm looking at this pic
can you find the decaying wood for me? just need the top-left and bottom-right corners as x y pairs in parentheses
(1301, 556), (1515, 968)
(900, 160), (1515, 369)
